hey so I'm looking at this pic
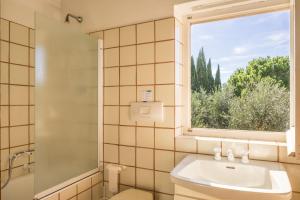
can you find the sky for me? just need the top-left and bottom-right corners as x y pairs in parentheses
(191, 10), (290, 83)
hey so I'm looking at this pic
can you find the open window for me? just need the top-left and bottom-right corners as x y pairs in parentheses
(176, 0), (298, 146)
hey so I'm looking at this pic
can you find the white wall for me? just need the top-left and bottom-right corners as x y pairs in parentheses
(61, 0), (195, 32)
(1, 0), (62, 28)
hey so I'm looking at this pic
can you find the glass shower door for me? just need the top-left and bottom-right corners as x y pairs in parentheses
(35, 14), (98, 194)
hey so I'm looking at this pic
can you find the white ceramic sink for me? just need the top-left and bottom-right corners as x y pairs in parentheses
(171, 155), (292, 200)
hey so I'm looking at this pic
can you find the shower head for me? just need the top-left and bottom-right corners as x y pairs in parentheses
(65, 13), (83, 23)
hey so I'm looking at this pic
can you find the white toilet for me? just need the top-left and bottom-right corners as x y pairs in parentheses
(107, 165), (153, 200)
(110, 188), (153, 200)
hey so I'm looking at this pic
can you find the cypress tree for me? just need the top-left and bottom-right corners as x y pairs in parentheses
(196, 47), (207, 91)
(207, 58), (214, 93)
(215, 64), (221, 90)
(191, 56), (197, 92)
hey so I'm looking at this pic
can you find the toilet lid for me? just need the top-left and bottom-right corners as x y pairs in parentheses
(110, 189), (153, 200)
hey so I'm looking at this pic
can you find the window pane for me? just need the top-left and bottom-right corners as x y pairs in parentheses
(191, 10), (290, 132)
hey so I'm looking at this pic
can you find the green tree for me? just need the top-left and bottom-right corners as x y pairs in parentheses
(215, 65), (221, 90)
(207, 58), (215, 93)
(191, 56), (198, 92)
(229, 79), (290, 131)
(228, 56), (290, 96)
(196, 48), (208, 91)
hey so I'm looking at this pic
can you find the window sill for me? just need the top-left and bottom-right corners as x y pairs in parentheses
(182, 127), (287, 143)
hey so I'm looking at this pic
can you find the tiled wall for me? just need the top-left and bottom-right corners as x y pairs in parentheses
(90, 17), (183, 200)
(0, 18), (35, 188)
(38, 172), (103, 200)
(90, 17), (300, 200)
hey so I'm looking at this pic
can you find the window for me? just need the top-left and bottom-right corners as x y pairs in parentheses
(190, 10), (291, 133)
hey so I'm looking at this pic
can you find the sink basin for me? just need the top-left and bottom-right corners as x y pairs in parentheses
(171, 155), (292, 200)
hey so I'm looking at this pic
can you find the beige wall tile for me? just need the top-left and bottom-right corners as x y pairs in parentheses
(104, 106), (119, 124)
(137, 85), (154, 102)
(292, 192), (300, 200)
(137, 22), (154, 44)
(120, 66), (136, 85)
(10, 85), (29, 105)
(1, 149), (9, 170)
(92, 172), (102, 185)
(249, 142), (278, 161)
(78, 177), (92, 193)
(104, 87), (119, 105)
(10, 64), (28, 85)
(284, 164), (300, 192)
(120, 25), (136, 46)
(137, 43), (154, 64)
(29, 29), (35, 48)
(104, 144), (119, 163)
(156, 41), (175, 63)
(197, 138), (221, 155)
(1, 62), (9, 84)
(104, 67), (119, 86)
(120, 106), (135, 125)
(120, 45), (136, 66)
(29, 68), (35, 86)
(1, 128), (9, 149)
(104, 28), (119, 48)
(10, 106), (28, 126)
(1, 19), (9, 41)
(155, 128), (174, 150)
(120, 126), (136, 146)
(30, 125), (35, 143)
(10, 43), (29, 65)
(1, 41), (9, 62)
(30, 48), (35, 67)
(120, 86), (136, 105)
(60, 185), (77, 200)
(1, 106), (9, 126)
(137, 64), (154, 85)
(155, 193), (173, 200)
(120, 166), (135, 186)
(155, 150), (174, 172)
(104, 125), (119, 144)
(10, 22), (29, 46)
(176, 137), (197, 153)
(155, 18), (175, 41)
(136, 168), (154, 190)
(175, 152), (190, 165)
(155, 85), (175, 106)
(155, 171), (174, 194)
(119, 146), (135, 166)
(10, 126), (28, 147)
(29, 106), (35, 124)
(156, 63), (175, 84)
(136, 127), (154, 148)
(104, 48), (119, 67)
(1, 85), (9, 105)
(155, 107), (175, 128)
(136, 147), (154, 169)
(42, 193), (59, 200)
(78, 189), (92, 200)
(222, 140), (248, 157)
(279, 146), (300, 164)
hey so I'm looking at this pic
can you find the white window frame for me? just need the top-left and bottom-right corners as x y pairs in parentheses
(180, 0), (294, 142)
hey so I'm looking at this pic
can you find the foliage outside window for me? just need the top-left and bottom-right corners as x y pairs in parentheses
(191, 11), (290, 132)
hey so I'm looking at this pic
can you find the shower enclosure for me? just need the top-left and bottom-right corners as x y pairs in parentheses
(1, 13), (99, 200)
(34, 13), (99, 197)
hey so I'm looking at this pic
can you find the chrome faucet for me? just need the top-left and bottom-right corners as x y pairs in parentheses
(227, 149), (235, 161)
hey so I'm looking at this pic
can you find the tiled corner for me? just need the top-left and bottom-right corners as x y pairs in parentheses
(155, 18), (175, 41)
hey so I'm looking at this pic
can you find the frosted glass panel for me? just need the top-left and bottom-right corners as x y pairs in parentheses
(35, 14), (98, 194)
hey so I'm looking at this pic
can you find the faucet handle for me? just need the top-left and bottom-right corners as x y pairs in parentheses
(227, 149), (235, 161)
(213, 147), (222, 161)
(241, 150), (250, 164)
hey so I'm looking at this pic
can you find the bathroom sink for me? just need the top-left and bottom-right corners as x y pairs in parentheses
(171, 155), (292, 200)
